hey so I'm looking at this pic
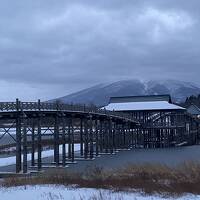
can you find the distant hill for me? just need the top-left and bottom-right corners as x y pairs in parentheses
(51, 79), (200, 107)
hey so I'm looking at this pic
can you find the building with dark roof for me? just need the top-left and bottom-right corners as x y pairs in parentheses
(109, 94), (172, 104)
(104, 95), (199, 148)
(105, 95), (184, 112)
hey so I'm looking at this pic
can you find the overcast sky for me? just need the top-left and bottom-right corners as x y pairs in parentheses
(0, 0), (199, 101)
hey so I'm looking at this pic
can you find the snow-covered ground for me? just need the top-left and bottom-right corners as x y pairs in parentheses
(0, 144), (80, 167)
(0, 185), (200, 200)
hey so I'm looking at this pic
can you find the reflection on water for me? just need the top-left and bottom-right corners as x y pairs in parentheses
(68, 145), (200, 172)
(127, 145), (200, 166)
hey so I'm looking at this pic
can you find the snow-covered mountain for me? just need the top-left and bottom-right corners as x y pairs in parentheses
(53, 80), (200, 106)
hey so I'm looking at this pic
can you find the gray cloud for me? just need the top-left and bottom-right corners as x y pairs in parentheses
(0, 0), (200, 100)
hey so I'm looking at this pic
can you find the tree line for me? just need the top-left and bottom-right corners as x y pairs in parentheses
(180, 94), (200, 108)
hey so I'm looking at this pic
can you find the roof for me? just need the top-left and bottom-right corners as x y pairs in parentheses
(109, 95), (172, 104)
(187, 104), (200, 115)
(104, 101), (185, 111)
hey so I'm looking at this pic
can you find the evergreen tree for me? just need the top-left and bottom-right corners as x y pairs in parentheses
(181, 94), (200, 107)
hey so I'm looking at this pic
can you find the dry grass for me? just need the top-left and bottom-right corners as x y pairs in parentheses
(2, 162), (200, 195)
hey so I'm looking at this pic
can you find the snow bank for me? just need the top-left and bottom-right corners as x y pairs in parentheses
(0, 185), (200, 200)
(0, 144), (80, 167)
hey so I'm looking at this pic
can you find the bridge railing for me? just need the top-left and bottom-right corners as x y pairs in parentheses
(0, 101), (137, 123)
(0, 102), (16, 111)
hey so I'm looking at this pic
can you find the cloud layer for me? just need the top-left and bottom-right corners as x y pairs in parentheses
(0, 0), (199, 100)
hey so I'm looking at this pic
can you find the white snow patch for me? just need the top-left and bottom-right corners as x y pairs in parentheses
(0, 144), (80, 167)
(0, 185), (200, 200)
(105, 101), (185, 111)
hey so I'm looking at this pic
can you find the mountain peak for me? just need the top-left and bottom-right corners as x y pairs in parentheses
(52, 79), (200, 106)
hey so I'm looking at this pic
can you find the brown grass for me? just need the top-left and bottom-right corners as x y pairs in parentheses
(2, 162), (200, 196)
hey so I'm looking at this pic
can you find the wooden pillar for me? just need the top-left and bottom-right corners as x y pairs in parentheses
(89, 116), (94, 159)
(80, 118), (84, 157)
(105, 121), (109, 153)
(62, 115), (66, 167)
(54, 114), (59, 166)
(95, 119), (99, 156)
(71, 116), (75, 163)
(68, 117), (72, 159)
(37, 99), (42, 171)
(84, 118), (89, 159)
(16, 98), (22, 173)
(116, 123), (121, 149)
(99, 120), (103, 153)
(136, 127), (139, 148)
(112, 122), (116, 151)
(131, 124), (134, 147)
(123, 124), (126, 148)
(23, 123), (27, 173)
(127, 123), (130, 147)
(109, 119), (113, 154)
(31, 121), (35, 167)
(118, 124), (123, 149)
(102, 121), (106, 152)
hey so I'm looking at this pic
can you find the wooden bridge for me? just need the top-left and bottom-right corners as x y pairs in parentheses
(0, 99), (199, 174)
(0, 99), (138, 173)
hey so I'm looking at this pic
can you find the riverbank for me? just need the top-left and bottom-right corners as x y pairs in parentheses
(2, 162), (200, 196)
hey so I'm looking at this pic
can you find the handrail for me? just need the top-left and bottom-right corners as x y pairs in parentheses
(0, 101), (138, 123)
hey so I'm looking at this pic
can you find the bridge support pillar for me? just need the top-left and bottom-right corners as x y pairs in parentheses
(122, 124), (126, 149)
(105, 121), (109, 153)
(23, 124), (27, 173)
(31, 122), (35, 167)
(109, 119), (113, 154)
(54, 114), (59, 166)
(37, 100), (42, 171)
(115, 123), (119, 150)
(99, 120), (103, 153)
(16, 98), (22, 173)
(84, 118), (89, 159)
(80, 118), (84, 157)
(71, 116), (75, 163)
(95, 119), (99, 156)
(89, 116), (94, 159)
(112, 122), (116, 152)
(68, 118), (72, 160)
(62, 116), (66, 167)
